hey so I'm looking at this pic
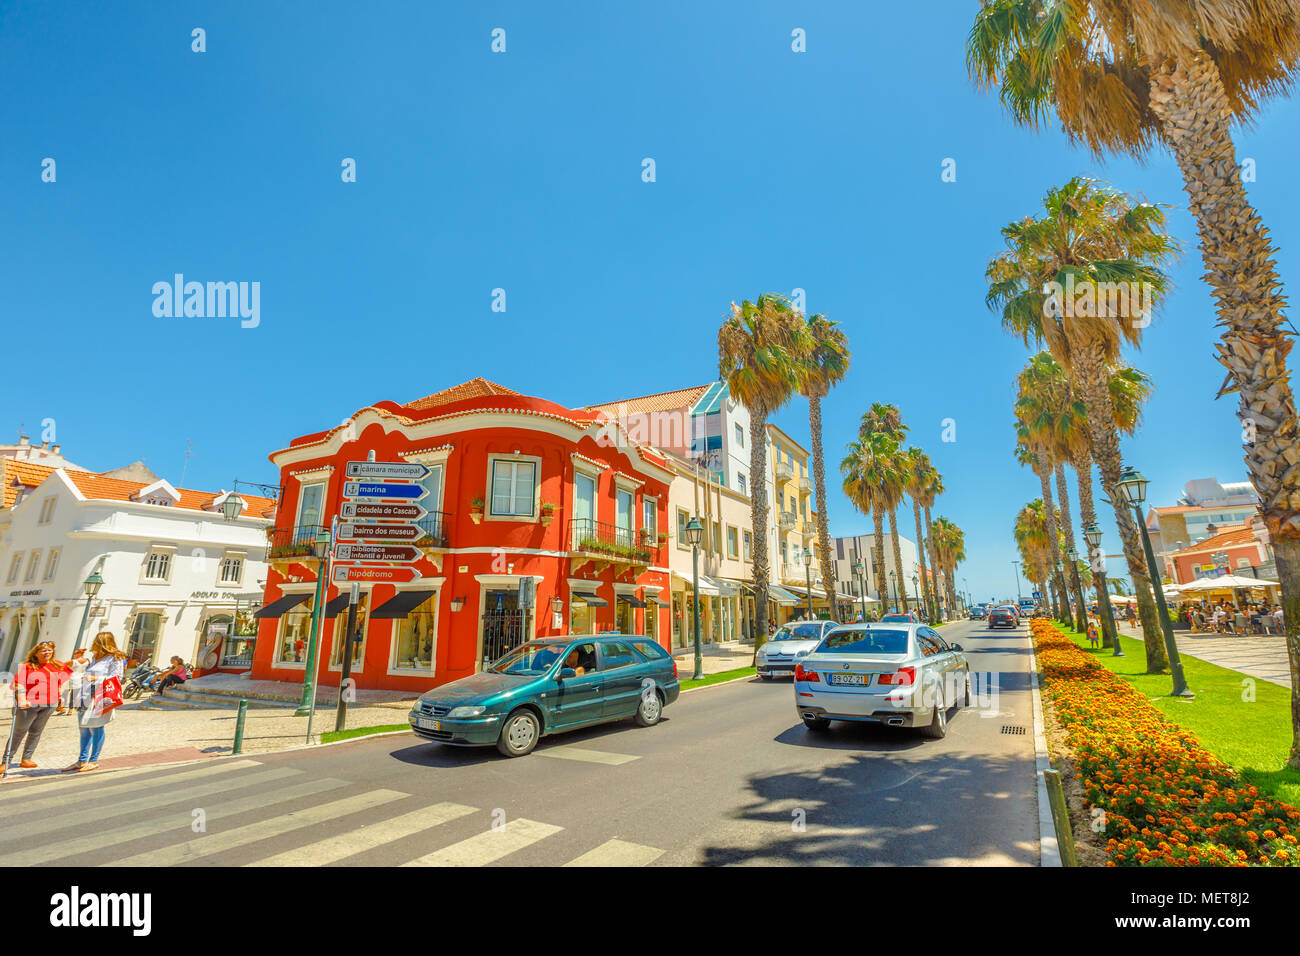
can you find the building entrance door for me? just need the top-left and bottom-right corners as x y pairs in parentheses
(481, 590), (527, 668)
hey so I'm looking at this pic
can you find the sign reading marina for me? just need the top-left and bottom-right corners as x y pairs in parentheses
(342, 481), (426, 500)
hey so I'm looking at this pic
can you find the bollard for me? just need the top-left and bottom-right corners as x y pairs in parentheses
(1043, 768), (1077, 867)
(232, 699), (248, 755)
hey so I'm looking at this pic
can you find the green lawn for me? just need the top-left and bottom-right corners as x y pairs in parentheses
(1054, 623), (1300, 806)
(320, 723), (410, 744)
(679, 666), (756, 691)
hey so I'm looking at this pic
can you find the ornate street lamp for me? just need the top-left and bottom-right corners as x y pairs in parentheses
(685, 517), (705, 680)
(852, 558), (866, 621)
(888, 569), (897, 613)
(1083, 523), (1121, 656)
(71, 570), (104, 653)
(220, 493), (245, 522)
(801, 549), (814, 620)
(1117, 466), (1192, 697)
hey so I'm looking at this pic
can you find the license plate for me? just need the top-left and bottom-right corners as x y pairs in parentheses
(416, 717), (441, 731)
(830, 673), (869, 686)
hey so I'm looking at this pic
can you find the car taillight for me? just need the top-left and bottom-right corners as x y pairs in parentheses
(878, 665), (916, 686)
(672, 660), (678, 679)
(794, 664), (819, 682)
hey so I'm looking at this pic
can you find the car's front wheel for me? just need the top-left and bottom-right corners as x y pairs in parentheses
(634, 688), (663, 727)
(497, 708), (540, 757)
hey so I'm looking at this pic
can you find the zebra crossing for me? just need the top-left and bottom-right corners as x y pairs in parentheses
(0, 756), (664, 867)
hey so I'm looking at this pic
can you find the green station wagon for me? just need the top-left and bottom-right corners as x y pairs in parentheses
(409, 635), (681, 757)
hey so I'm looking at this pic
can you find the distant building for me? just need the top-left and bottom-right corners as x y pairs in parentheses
(831, 532), (921, 614)
(1146, 477), (1260, 554)
(0, 433), (89, 473)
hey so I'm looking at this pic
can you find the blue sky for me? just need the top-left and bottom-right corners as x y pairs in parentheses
(3, 1), (1297, 601)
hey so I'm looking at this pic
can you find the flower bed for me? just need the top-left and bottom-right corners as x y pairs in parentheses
(1031, 618), (1299, 867)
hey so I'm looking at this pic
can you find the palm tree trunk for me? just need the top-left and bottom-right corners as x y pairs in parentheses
(807, 393), (837, 610)
(1037, 467), (1069, 623)
(748, 411), (771, 661)
(1073, 451), (1113, 649)
(1054, 462), (1088, 633)
(924, 505), (942, 618)
(887, 508), (908, 613)
(911, 498), (933, 622)
(1147, 50), (1300, 769)
(872, 512), (887, 614)
(1071, 342), (1168, 672)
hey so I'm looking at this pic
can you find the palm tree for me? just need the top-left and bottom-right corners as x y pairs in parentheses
(967, 0), (1300, 768)
(1014, 436), (1068, 624)
(932, 517), (966, 614)
(797, 312), (851, 611)
(719, 294), (810, 655)
(859, 403), (910, 612)
(921, 469), (946, 618)
(904, 448), (939, 622)
(986, 177), (1177, 674)
(840, 431), (900, 616)
(1014, 499), (1054, 603)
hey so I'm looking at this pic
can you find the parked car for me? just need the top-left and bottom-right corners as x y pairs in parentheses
(757, 619), (839, 679)
(987, 606), (1018, 628)
(408, 636), (680, 757)
(793, 623), (970, 738)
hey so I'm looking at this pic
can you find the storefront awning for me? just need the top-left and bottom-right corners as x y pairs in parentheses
(370, 590), (438, 620)
(617, 594), (646, 608)
(653, 597), (671, 608)
(253, 594), (311, 619)
(324, 594), (353, 618)
(572, 589), (608, 607)
(766, 586), (801, 607)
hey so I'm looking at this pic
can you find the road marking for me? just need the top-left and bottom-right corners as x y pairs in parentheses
(402, 818), (562, 867)
(245, 801), (478, 867)
(110, 789), (410, 867)
(0, 758), (263, 804)
(533, 745), (639, 766)
(1, 767), (302, 841)
(563, 838), (663, 867)
(8, 777), (346, 866)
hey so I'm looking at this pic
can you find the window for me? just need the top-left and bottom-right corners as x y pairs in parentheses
(743, 531), (752, 561)
(574, 471), (597, 527)
(43, 549), (60, 582)
(219, 555), (244, 585)
(599, 640), (638, 670)
(781, 541), (788, 565)
(713, 521), (721, 554)
(7, 553), (23, 584)
(736, 473), (746, 494)
(677, 508), (690, 548)
(296, 482), (325, 530)
(490, 459), (537, 517)
(38, 497), (56, 524)
(394, 601), (436, 670)
(735, 424), (744, 447)
(616, 489), (634, 532)
(25, 551), (42, 583)
(278, 601), (313, 663)
(127, 612), (161, 664)
(642, 497), (657, 537)
(330, 594), (371, 667)
(727, 526), (739, 559)
(143, 551), (172, 582)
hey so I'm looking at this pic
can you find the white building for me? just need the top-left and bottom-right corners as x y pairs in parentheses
(0, 465), (274, 672)
(831, 532), (921, 613)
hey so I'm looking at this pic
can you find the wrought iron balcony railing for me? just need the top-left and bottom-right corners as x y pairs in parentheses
(415, 511), (451, 548)
(266, 524), (328, 560)
(568, 518), (655, 564)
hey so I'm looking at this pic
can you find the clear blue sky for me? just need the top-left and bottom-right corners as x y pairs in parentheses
(3, 1), (1297, 601)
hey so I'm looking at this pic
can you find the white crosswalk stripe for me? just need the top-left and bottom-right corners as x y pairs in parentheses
(563, 838), (664, 867)
(401, 818), (563, 867)
(533, 746), (640, 766)
(246, 801), (477, 867)
(7, 776), (347, 866)
(0, 759), (263, 805)
(110, 789), (410, 867)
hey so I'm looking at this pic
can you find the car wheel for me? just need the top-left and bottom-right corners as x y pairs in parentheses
(634, 688), (663, 727)
(802, 715), (831, 732)
(921, 695), (948, 739)
(496, 708), (540, 757)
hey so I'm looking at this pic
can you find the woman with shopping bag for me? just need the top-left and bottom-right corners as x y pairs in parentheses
(65, 631), (127, 774)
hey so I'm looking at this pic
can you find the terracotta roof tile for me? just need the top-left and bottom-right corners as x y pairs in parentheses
(402, 378), (522, 413)
(61, 472), (277, 518)
(1, 460), (70, 508)
(1169, 524), (1258, 556)
(585, 384), (711, 418)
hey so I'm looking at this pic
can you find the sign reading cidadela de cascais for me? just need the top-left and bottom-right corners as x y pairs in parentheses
(345, 461), (430, 481)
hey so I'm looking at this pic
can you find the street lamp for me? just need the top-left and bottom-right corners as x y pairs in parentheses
(1083, 523), (1122, 656)
(801, 549), (814, 620)
(888, 569), (897, 613)
(1118, 466), (1192, 697)
(685, 517), (704, 680)
(853, 557), (866, 621)
(1011, 560), (1023, 603)
(296, 527), (333, 716)
(220, 493), (246, 522)
(71, 570), (104, 653)
(911, 573), (919, 619)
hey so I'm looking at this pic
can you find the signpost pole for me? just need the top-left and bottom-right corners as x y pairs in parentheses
(334, 582), (360, 733)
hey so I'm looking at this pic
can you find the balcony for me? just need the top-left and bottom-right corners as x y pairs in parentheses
(778, 510), (797, 532)
(415, 511), (451, 550)
(797, 475), (813, 495)
(775, 461), (793, 483)
(568, 518), (656, 573)
(266, 524), (328, 564)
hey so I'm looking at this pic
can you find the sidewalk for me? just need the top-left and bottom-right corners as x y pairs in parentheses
(1115, 621), (1292, 688)
(672, 638), (755, 677)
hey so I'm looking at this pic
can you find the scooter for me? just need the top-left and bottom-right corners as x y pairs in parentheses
(121, 663), (162, 700)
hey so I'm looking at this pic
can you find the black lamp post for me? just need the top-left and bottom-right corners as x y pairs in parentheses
(802, 549), (814, 619)
(1083, 522), (1121, 655)
(71, 570), (104, 653)
(853, 558), (866, 621)
(1118, 467), (1192, 697)
(888, 570), (897, 613)
(685, 517), (704, 680)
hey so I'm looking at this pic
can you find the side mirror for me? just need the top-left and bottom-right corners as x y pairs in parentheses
(950, 643), (963, 652)
(559, 668), (577, 680)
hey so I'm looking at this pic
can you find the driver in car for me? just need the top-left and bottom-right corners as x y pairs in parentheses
(563, 648), (587, 676)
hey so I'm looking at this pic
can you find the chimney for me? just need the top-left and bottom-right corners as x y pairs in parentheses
(17, 434), (29, 446)
(51, 444), (61, 456)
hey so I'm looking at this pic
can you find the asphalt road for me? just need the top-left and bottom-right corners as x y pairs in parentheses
(0, 618), (1040, 866)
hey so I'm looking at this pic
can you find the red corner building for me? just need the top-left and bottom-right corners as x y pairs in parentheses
(249, 379), (673, 692)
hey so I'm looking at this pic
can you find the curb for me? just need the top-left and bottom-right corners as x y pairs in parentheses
(1025, 626), (1063, 868)
(679, 672), (758, 694)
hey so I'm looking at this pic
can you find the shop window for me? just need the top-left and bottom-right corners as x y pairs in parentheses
(645, 601), (658, 641)
(278, 602), (313, 663)
(330, 594), (370, 667)
(394, 602), (436, 671)
(127, 612), (161, 665)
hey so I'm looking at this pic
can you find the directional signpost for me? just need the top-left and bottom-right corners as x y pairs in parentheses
(332, 461), (430, 580)
(343, 481), (426, 500)
(337, 522), (422, 542)
(333, 565), (420, 584)
(340, 501), (427, 520)
(334, 544), (421, 563)
(345, 461), (430, 481)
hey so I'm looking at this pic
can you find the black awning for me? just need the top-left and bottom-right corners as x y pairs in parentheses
(617, 594), (646, 608)
(324, 594), (353, 618)
(253, 594), (311, 619)
(571, 590), (608, 607)
(370, 589), (439, 620)
(653, 598), (671, 608)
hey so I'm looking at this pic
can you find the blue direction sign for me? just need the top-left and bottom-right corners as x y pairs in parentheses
(343, 481), (426, 500)
(1032, 591), (1042, 600)
(345, 461), (431, 481)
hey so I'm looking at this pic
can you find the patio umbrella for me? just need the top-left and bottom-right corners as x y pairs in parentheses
(1179, 574), (1277, 592)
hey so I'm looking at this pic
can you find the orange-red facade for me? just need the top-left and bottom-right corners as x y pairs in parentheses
(249, 384), (673, 692)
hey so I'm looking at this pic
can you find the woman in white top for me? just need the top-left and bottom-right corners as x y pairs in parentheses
(65, 631), (127, 773)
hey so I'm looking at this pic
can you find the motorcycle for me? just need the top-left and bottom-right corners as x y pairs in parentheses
(121, 662), (162, 700)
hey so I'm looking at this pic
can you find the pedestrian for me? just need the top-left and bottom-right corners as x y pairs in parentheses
(66, 631), (127, 774)
(2, 641), (71, 775)
(155, 656), (189, 693)
(1086, 617), (1100, 650)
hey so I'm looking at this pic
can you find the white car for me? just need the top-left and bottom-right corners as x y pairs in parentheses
(757, 620), (839, 679)
(793, 623), (970, 738)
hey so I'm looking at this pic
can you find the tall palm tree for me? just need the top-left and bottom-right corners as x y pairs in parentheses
(986, 177), (1177, 673)
(904, 448), (939, 623)
(797, 312), (851, 611)
(967, 0), (1300, 768)
(1014, 436), (1068, 623)
(859, 403), (910, 612)
(1014, 499), (1054, 603)
(719, 293), (810, 654)
(932, 517), (966, 614)
(921, 469), (946, 618)
(841, 432), (900, 617)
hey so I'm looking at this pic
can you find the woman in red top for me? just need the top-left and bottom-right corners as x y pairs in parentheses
(2, 641), (70, 772)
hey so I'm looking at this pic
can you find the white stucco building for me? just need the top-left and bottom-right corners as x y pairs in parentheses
(831, 532), (921, 614)
(0, 464), (274, 672)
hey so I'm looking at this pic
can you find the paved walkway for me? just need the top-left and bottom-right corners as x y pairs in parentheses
(1116, 621), (1292, 688)
(671, 639), (754, 676)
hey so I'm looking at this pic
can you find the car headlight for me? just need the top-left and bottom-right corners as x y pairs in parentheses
(446, 705), (487, 719)
(795, 649), (811, 657)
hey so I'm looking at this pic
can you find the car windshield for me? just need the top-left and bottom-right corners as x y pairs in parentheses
(772, 622), (824, 640)
(816, 629), (909, 655)
(488, 641), (568, 675)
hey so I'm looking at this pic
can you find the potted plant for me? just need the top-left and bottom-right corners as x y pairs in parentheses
(469, 497), (485, 524)
(540, 501), (556, 526)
